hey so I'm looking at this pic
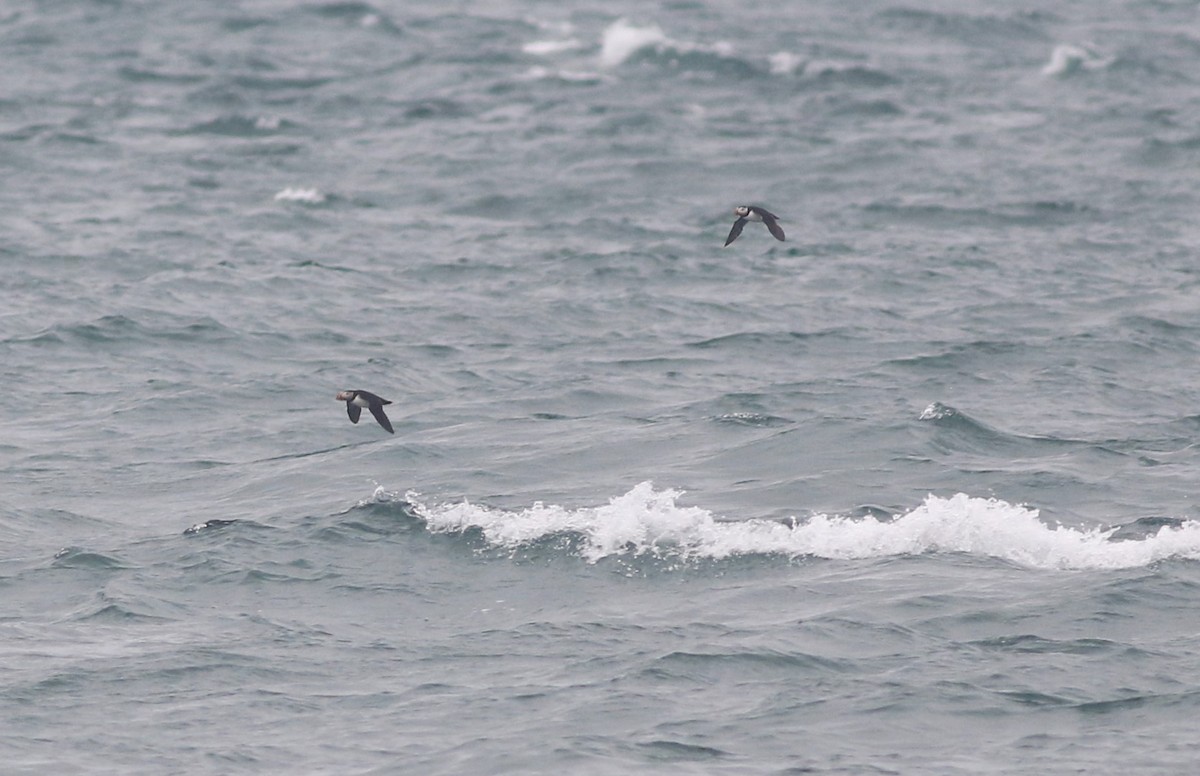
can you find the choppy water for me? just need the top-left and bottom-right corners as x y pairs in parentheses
(5, 1), (1200, 773)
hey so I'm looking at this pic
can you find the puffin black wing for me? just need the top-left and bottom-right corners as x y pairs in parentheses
(368, 401), (394, 434)
(346, 403), (362, 424)
(762, 212), (785, 242)
(724, 217), (747, 247)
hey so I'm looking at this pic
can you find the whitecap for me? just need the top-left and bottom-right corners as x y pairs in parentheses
(403, 482), (1200, 570)
(598, 18), (742, 71)
(599, 18), (670, 68)
(919, 401), (956, 421)
(273, 187), (325, 204)
(519, 66), (605, 84)
(523, 39), (583, 56)
(768, 51), (806, 75)
(1042, 43), (1113, 76)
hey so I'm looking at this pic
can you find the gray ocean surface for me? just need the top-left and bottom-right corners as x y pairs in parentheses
(5, 1), (1200, 773)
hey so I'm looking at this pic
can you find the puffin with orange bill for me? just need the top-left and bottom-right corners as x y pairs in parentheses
(724, 205), (785, 246)
(335, 389), (394, 434)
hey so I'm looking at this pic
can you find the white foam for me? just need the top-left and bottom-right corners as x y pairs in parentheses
(919, 401), (954, 420)
(768, 51), (806, 75)
(599, 18), (669, 68)
(523, 38), (582, 56)
(1042, 43), (1113, 76)
(273, 187), (325, 204)
(520, 66), (606, 84)
(598, 18), (739, 70)
(400, 482), (1200, 570)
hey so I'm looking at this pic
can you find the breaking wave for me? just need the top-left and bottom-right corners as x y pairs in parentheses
(392, 482), (1200, 570)
(598, 18), (740, 71)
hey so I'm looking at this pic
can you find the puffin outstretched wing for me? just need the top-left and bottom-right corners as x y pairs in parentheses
(368, 401), (394, 434)
(346, 403), (362, 424)
(761, 212), (785, 242)
(724, 217), (747, 247)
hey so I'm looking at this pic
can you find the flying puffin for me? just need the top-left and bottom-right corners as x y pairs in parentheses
(724, 205), (785, 246)
(335, 390), (394, 434)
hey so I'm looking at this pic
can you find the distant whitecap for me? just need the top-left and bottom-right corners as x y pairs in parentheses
(599, 18), (669, 68)
(522, 38), (582, 56)
(768, 51), (805, 75)
(520, 66), (605, 83)
(598, 18), (745, 72)
(273, 187), (326, 204)
(1042, 43), (1113, 76)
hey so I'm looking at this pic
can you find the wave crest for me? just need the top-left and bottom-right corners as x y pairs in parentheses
(599, 18), (671, 68)
(598, 18), (745, 73)
(401, 483), (1200, 570)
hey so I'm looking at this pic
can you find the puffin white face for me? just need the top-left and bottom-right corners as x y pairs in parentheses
(335, 390), (354, 401)
(733, 206), (750, 217)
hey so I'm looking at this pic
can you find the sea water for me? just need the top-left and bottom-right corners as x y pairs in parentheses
(4, 2), (1200, 773)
